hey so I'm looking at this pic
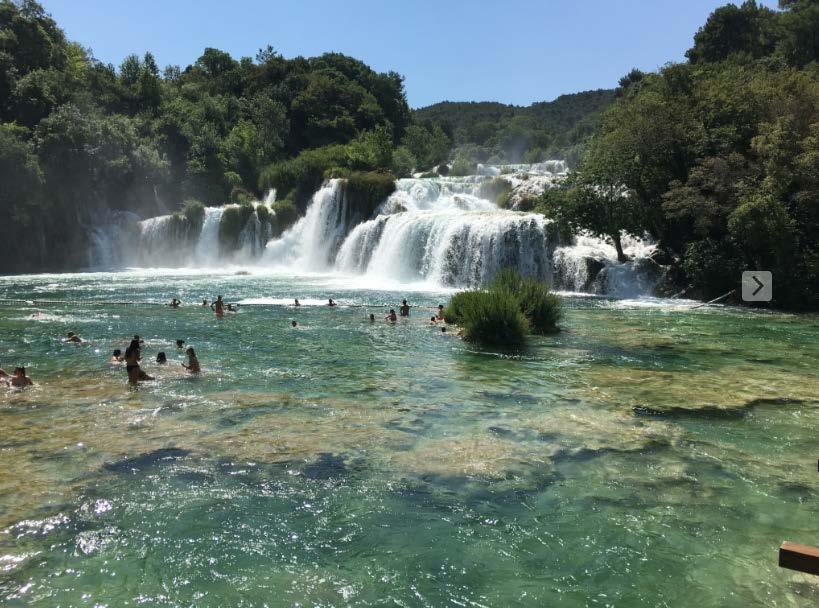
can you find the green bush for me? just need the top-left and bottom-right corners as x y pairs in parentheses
(255, 203), (270, 224)
(271, 198), (299, 235)
(449, 151), (476, 176)
(478, 177), (512, 205)
(455, 288), (529, 346)
(490, 267), (525, 293)
(392, 145), (416, 178)
(443, 290), (486, 324)
(182, 199), (205, 229)
(218, 203), (255, 249)
(343, 171), (396, 218)
(258, 145), (347, 210)
(517, 279), (561, 334)
(418, 171), (437, 178)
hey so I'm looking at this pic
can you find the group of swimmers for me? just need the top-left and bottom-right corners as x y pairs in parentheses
(110, 335), (200, 384)
(169, 295), (237, 315)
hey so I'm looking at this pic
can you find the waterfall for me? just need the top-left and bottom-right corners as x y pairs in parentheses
(88, 162), (662, 297)
(192, 207), (224, 265)
(263, 179), (351, 270)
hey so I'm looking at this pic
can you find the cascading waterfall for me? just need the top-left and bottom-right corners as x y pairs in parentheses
(89, 162), (662, 296)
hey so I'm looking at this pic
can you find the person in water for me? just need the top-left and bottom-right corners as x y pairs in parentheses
(124, 339), (152, 383)
(430, 316), (438, 325)
(369, 313), (375, 322)
(437, 304), (445, 321)
(6, 367), (33, 388)
(328, 298), (337, 307)
(226, 303), (237, 312)
(182, 347), (201, 373)
(212, 295), (225, 316)
(386, 309), (398, 322)
(399, 300), (410, 317)
(294, 298), (301, 306)
(202, 299), (209, 307)
(176, 339), (185, 349)
(156, 352), (167, 364)
(65, 331), (82, 343)
(291, 320), (298, 328)
(110, 349), (123, 364)
(169, 298), (181, 308)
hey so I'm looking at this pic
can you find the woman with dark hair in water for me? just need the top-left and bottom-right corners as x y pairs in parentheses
(6, 367), (33, 388)
(182, 347), (201, 373)
(156, 352), (167, 364)
(110, 349), (123, 364)
(386, 309), (397, 322)
(124, 339), (152, 383)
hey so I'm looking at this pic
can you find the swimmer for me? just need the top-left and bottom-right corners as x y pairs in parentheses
(399, 300), (410, 317)
(6, 367), (33, 388)
(441, 326), (447, 334)
(294, 298), (301, 306)
(327, 298), (337, 307)
(386, 309), (397, 322)
(226, 303), (237, 312)
(124, 339), (145, 384)
(369, 313), (375, 322)
(211, 295), (225, 316)
(182, 347), (201, 373)
(202, 299), (209, 307)
(437, 304), (445, 320)
(176, 339), (185, 349)
(430, 316), (438, 325)
(156, 352), (167, 364)
(65, 331), (82, 343)
(291, 320), (298, 328)
(110, 349), (123, 364)
(169, 298), (181, 308)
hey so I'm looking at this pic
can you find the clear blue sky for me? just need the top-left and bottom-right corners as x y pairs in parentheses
(42, 0), (778, 108)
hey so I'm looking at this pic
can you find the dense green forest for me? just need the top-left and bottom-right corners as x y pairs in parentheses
(538, 0), (819, 309)
(414, 89), (615, 168)
(0, 0), (440, 271)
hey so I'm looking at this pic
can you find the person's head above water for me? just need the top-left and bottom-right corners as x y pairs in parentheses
(431, 316), (436, 322)
(112, 349), (121, 357)
(66, 331), (76, 338)
(438, 304), (444, 310)
(441, 326), (447, 333)
(176, 339), (185, 348)
(369, 314), (375, 321)
(291, 320), (297, 327)
(402, 300), (407, 305)
(133, 335), (143, 344)
(156, 352), (167, 364)
(186, 347), (196, 357)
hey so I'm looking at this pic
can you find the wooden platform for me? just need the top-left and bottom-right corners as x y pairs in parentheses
(779, 542), (819, 576)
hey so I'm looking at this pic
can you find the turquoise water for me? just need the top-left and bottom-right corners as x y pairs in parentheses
(1, 270), (818, 607)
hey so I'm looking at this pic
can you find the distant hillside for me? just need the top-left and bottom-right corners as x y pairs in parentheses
(414, 89), (616, 166)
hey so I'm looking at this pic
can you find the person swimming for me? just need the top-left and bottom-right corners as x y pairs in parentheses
(437, 304), (445, 320)
(369, 313), (375, 322)
(202, 299), (209, 307)
(430, 316), (438, 325)
(156, 352), (167, 364)
(399, 300), (410, 317)
(182, 347), (201, 373)
(294, 298), (301, 306)
(176, 339), (185, 349)
(291, 320), (298, 328)
(328, 298), (337, 307)
(226, 303), (237, 312)
(211, 295), (225, 316)
(169, 298), (181, 308)
(110, 349), (123, 364)
(6, 367), (33, 388)
(65, 331), (82, 343)
(386, 309), (397, 322)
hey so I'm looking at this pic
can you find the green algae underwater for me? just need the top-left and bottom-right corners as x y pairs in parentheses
(0, 270), (818, 607)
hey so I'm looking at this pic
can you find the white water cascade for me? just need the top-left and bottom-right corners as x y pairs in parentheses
(89, 162), (664, 296)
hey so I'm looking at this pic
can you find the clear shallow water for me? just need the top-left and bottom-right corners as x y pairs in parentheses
(0, 270), (818, 607)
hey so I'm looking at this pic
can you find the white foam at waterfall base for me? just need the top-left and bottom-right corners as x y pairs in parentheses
(193, 207), (224, 265)
(264, 179), (350, 271)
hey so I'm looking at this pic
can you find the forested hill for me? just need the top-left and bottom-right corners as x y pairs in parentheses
(414, 89), (615, 166)
(0, 0), (426, 273)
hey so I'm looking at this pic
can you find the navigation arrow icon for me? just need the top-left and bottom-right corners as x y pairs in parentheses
(741, 271), (772, 302)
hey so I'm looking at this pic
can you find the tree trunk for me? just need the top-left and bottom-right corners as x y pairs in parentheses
(612, 232), (627, 263)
